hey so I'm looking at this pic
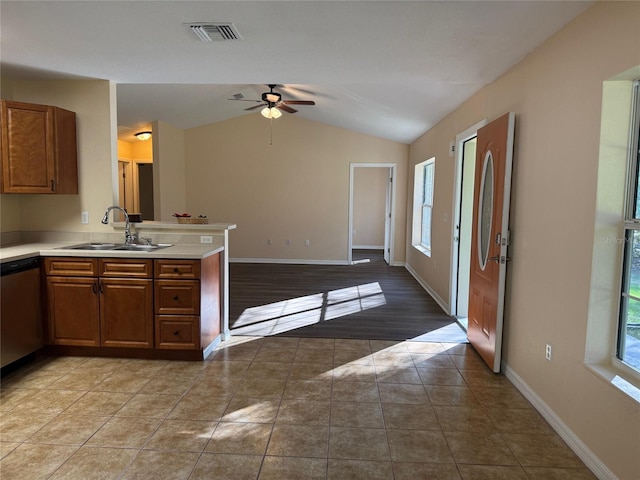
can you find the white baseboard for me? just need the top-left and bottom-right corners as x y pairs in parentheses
(352, 245), (384, 250)
(504, 365), (618, 480)
(202, 334), (222, 358)
(404, 263), (451, 315)
(230, 257), (349, 266)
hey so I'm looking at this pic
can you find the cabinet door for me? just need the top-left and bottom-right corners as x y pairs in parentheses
(46, 276), (100, 346)
(1, 101), (55, 193)
(100, 278), (153, 348)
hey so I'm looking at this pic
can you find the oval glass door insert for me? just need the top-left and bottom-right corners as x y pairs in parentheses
(478, 151), (494, 270)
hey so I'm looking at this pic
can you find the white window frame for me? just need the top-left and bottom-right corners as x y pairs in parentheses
(586, 70), (640, 403)
(412, 158), (435, 256)
(618, 80), (640, 376)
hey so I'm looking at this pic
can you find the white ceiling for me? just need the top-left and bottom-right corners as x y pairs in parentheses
(1, 1), (592, 144)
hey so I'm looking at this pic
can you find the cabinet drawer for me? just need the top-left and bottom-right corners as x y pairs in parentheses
(155, 280), (200, 314)
(99, 259), (152, 278)
(155, 316), (200, 350)
(45, 257), (98, 277)
(154, 260), (200, 279)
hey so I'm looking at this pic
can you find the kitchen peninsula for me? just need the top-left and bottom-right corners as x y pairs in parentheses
(0, 222), (236, 366)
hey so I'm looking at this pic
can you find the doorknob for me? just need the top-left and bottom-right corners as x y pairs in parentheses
(489, 255), (511, 264)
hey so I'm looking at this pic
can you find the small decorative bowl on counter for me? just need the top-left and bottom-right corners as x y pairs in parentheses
(173, 213), (209, 224)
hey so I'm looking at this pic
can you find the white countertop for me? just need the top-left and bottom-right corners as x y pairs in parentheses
(0, 242), (224, 263)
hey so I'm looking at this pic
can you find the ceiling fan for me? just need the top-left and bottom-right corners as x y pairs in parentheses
(230, 84), (315, 118)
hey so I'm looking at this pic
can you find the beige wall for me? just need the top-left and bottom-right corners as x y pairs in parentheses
(353, 167), (388, 248)
(406, 2), (640, 478)
(184, 113), (407, 262)
(0, 78), (117, 233)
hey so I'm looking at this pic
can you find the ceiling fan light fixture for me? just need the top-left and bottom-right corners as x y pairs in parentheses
(261, 107), (282, 119)
(135, 131), (152, 141)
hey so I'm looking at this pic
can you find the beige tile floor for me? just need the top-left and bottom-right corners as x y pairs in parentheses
(0, 336), (596, 479)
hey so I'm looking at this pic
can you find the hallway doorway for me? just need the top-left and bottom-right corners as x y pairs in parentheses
(348, 164), (396, 265)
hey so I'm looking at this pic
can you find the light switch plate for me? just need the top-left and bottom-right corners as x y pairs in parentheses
(81, 211), (89, 224)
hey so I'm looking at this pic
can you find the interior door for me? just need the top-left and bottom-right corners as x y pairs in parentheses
(467, 112), (515, 372)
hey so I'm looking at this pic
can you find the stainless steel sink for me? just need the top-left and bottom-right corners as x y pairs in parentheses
(61, 243), (172, 252)
(65, 243), (118, 250)
(112, 244), (172, 251)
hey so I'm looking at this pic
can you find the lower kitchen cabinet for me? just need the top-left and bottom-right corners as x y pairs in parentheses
(154, 256), (220, 352)
(43, 253), (221, 360)
(44, 258), (153, 349)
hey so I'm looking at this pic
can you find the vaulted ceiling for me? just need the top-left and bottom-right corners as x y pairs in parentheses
(1, 1), (592, 144)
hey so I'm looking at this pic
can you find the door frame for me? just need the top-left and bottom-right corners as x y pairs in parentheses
(348, 163), (397, 265)
(449, 120), (487, 317)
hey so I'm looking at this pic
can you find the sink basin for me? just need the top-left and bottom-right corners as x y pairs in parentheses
(61, 243), (172, 252)
(112, 244), (172, 251)
(65, 243), (118, 250)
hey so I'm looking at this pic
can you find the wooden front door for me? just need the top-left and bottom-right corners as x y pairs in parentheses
(467, 112), (515, 372)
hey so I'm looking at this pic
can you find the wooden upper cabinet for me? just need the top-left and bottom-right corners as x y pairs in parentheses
(0, 100), (78, 194)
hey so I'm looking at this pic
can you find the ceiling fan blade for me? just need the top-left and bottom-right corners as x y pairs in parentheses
(228, 98), (263, 102)
(282, 100), (316, 106)
(245, 103), (267, 111)
(278, 104), (297, 114)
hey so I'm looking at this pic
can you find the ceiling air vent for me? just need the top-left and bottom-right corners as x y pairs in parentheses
(188, 23), (241, 42)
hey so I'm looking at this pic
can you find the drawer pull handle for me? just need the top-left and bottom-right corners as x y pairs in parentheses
(173, 330), (180, 336)
(173, 295), (179, 301)
(173, 268), (179, 273)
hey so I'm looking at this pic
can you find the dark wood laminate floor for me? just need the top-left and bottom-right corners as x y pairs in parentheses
(229, 250), (466, 342)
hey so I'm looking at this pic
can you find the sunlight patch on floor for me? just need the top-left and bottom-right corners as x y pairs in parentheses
(232, 282), (387, 336)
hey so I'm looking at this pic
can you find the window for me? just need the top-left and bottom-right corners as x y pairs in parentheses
(412, 158), (435, 255)
(619, 81), (640, 373)
(421, 160), (435, 249)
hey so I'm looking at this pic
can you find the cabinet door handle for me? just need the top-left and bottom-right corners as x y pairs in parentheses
(92, 282), (97, 294)
(99, 282), (104, 294)
(50, 179), (55, 191)
(173, 295), (179, 301)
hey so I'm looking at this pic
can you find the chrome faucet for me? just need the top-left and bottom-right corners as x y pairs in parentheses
(101, 206), (135, 245)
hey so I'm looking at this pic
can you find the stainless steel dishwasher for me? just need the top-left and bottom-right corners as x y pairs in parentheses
(1, 257), (43, 370)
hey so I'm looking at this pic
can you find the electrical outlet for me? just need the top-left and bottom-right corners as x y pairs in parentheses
(305, 240), (310, 246)
(267, 239), (272, 246)
(200, 235), (213, 244)
(285, 239), (291, 246)
(81, 211), (89, 224)
(545, 344), (552, 361)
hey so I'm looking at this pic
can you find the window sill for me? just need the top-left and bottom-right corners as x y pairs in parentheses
(584, 362), (640, 404)
(413, 244), (431, 257)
